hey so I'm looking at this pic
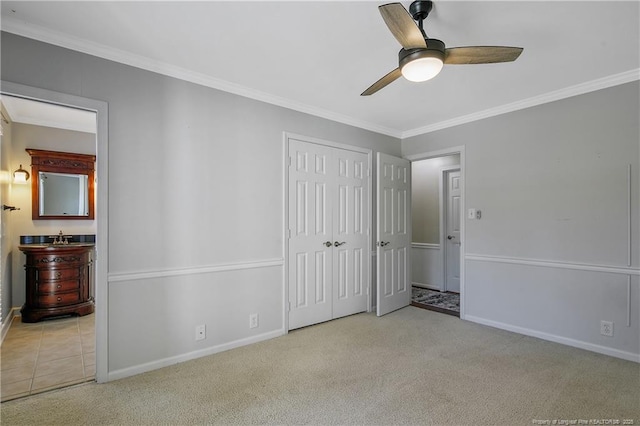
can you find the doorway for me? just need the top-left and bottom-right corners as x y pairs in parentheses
(0, 81), (108, 394)
(408, 148), (464, 318)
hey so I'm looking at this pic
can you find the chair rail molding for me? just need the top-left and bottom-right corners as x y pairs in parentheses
(465, 253), (640, 276)
(108, 258), (284, 283)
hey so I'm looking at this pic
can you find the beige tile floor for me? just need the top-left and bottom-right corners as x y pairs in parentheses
(1, 313), (95, 402)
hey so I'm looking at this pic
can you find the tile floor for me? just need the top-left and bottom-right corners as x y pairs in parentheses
(1, 314), (95, 402)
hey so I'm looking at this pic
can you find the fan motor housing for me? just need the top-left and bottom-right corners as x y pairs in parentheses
(398, 38), (445, 68)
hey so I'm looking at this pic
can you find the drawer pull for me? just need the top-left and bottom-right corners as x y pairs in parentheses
(55, 272), (62, 278)
(57, 297), (62, 301)
(56, 285), (62, 289)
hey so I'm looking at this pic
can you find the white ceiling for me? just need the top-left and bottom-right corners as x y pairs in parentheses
(1, 1), (639, 138)
(1, 94), (97, 134)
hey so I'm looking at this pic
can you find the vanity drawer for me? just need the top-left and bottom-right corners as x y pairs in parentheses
(38, 268), (80, 282)
(33, 253), (84, 266)
(38, 292), (81, 307)
(37, 280), (80, 294)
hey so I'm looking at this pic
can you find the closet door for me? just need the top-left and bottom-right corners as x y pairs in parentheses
(288, 139), (370, 330)
(288, 140), (334, 330)
(332, 149), (369, 319)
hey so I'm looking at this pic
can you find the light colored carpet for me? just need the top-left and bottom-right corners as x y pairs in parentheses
(1, 307), (638, 425)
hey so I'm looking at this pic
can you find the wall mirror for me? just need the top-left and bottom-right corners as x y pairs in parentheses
(27, 149), (96, 220)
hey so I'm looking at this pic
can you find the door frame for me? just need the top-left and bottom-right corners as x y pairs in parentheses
(441, 167), (460, 292)
(283, 132), (372, 332)
(406, 146), (465, 318)
(1, 80), (109, 382)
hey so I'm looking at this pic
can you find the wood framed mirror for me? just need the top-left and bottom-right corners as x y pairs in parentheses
(26, 149), (96, 220)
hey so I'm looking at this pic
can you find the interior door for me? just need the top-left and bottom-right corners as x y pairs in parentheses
(288, 138), (370, 330)
(376, 153), (411, 316)
(445, 170), (461, 293)
(288, 139), (334, 329)
(332, 148), (369, 319)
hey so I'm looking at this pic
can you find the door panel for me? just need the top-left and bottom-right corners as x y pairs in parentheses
(289, 140), (334, 329)
(332, 148), (369, 319)
(377, 153), (412, 316)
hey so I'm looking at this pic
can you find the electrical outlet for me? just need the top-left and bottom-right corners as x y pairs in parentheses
(600, 320), (614, 337)
(249, 313), (259, 329)
(195, 324), (206, 341)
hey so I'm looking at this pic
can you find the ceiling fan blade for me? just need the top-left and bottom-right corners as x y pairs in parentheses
(379, 3), (427, 50)
(361, 68), (402, 96)
(444, 46), (523, 64)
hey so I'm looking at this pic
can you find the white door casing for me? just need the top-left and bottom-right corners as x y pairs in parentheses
(287, 138), (369, 330)
(376, 153), (412, 316)
(445, 170), (461, 293)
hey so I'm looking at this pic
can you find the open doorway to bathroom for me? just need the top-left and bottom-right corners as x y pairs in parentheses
(0, 94), (98, 401)
(410, 154), (461, 317)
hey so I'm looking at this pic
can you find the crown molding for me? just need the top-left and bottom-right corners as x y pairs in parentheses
(1, 17), (402, 139)
(402, 68), (640, 139)
(3, 17), (637, 141)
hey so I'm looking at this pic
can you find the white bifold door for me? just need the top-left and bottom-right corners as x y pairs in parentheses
(288, 139), (370, 330)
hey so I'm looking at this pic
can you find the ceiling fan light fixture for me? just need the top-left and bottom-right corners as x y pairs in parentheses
(398, 39), (445, 83)
(401, 56), (444, 82)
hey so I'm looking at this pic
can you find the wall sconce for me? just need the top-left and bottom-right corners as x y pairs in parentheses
(13, 165), (30, 183)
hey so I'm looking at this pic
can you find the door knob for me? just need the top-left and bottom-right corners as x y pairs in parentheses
(323, 241), (333, 247)
(334, 241), (346, 247)
(447, 235), (454, 240)
(378, 241), (390, 247)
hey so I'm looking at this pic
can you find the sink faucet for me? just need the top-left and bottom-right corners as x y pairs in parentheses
(51, 230), (69, 245)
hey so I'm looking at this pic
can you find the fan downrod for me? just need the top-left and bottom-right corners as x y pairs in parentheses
(409, 0), (433, 21)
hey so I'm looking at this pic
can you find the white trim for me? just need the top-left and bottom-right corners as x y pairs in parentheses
(107, 328), (286, 381)
(0, 81), (110, 384)
(411, 242), (440, 250)
(108, 259), (284, 283)
(465, 315), (639, 363)
(0, 308), (20, 345)
(402, 69), (640, 138)
(1, 17), (400, 139)
(465, 253), (640, 276)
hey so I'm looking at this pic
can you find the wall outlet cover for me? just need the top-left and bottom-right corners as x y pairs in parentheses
(249, 314), (259, 329)
(600, 320), (614, 337)
(195, 324), (206, 341)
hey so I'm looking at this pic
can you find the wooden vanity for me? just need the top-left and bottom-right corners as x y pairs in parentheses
(19, 244), (94, 323)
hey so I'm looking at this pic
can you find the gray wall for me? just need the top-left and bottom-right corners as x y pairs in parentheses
(403, 81), (640, 360)
(1, 32), (400, 377)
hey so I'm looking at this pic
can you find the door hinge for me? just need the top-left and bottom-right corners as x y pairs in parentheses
(288, 156), (293, 167)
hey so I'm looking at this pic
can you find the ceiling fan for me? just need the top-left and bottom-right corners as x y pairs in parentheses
(361, 1), (523, 96)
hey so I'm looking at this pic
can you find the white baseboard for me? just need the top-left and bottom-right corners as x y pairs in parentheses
(107, 328), (286, 382)
(465, 315), (640, 363)
(412, 282), (442, 291)
(1, 308), (21, 346)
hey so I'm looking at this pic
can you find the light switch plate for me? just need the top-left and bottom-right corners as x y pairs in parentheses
(468, 208), (476, 219)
